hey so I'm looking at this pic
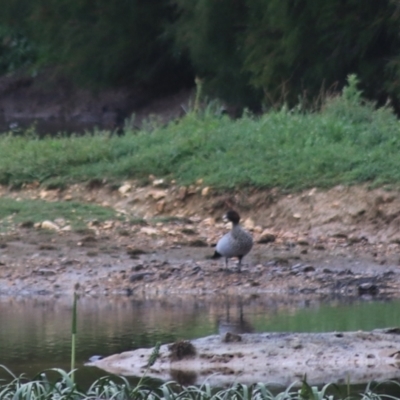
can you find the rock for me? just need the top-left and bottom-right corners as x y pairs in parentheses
(187, 185), (197, 195)
(190, 266), (202, 275)
(303, 265), (315, 273)
(293, 213), (301, 219)
(129, 272), (154, 282)
(140, 227), (158, 235)
(127, 248), (147, 258)
(348, 205), (366, 217)
(297, 237), (309, 246)
(223, 332), (242, 343)
(168, 340), (197, 361)
(36, 269), (57, 276)
(118, 183), (131, 195)
(147, 190), (167, 200)
(202, 217), (215, 226)
(332, 232), (348, 239)
(82, 235), (96, 243)
(156, 200), (166, 212)
(201, 186), (210, 196)
(253, 225), (263, 233)
(178, 186), (187, 200)
(153, 179), (165, 187)
(40, 220), (60, 231)
(39, 190), (50, 199)
(181, 228), (197, 235)
(20, 220), (34, 228)
(187, 239), (208, 247)
(358, 283), (379, 296)
(308, 188), (317, 196)
(54, 218), (66, 226)
(348, 234), (366, 244)
(102, 221), (114, 229)
(389, 236), (400, 245)
(258, 230), (276, 244)
(88, 355), (104, 362)
(38, 244), (57, 251)
(243, 218), (255, 230)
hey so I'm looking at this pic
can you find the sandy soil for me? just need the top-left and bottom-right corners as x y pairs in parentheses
(1, 181), (400, 299)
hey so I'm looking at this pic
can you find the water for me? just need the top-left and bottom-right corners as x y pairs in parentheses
(1, 293), (400, 387)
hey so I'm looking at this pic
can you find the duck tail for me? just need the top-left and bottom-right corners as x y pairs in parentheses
(211, 250), (222, 259)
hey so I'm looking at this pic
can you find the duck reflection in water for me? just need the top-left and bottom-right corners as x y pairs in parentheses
(217, 297), (254, 342)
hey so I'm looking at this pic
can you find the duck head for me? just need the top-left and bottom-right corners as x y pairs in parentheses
(224, 210), (241, 224)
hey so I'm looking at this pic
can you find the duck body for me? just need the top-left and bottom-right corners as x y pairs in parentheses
(212, 210), (253, 271)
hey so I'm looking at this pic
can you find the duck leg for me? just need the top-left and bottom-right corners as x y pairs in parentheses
(237, 256), (243, 273)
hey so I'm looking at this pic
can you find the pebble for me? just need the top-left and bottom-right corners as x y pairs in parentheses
(201, 187), (210, 196)
(258, 230), (276, 244)
(118, 184), (131, 195)
(40, 220), (60, 231)
(129, 272), (154, 282)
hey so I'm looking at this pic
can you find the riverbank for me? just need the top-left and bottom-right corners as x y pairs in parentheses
(1, 182), (400, 299)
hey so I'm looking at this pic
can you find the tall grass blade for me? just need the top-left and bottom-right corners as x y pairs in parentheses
(70, 292), (77, 382)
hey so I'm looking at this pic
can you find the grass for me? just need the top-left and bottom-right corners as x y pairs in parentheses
(0, 197), (118, 231)
(0, 75), (400, 191)
(1, 366), (399, 400)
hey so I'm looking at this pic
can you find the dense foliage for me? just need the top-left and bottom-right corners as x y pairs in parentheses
(242, 0), (400, 106)
(1, 1), (400, 107)
(0, 0), (192, 91)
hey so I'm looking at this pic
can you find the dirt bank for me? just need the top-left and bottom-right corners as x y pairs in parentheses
(1, 182), (400, 299)
(0, 71), (193, 131)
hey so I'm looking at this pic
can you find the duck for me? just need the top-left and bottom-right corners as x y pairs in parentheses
(211, 210), (253, 271)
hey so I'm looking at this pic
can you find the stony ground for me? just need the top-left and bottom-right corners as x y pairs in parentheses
(1, 181), (400, 299)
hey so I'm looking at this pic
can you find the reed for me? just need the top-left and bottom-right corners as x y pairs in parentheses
(0, 366), (399, 400)
(70, 292), (78, 382)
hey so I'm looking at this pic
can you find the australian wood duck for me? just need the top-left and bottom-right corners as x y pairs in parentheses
(211, 210), (253, 271)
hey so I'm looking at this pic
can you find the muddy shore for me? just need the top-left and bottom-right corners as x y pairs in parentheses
(92, 328), (400, 387)
(1, 182), (400, 299)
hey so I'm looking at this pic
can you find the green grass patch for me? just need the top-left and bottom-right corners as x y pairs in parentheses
(0, 198), (118, 231)
(1, 75), (400, 191)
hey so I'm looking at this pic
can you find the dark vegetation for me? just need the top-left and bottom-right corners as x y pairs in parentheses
(1, 0), (400, 110)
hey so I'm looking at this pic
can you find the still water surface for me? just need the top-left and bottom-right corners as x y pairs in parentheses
(1, 293), (400, 385)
